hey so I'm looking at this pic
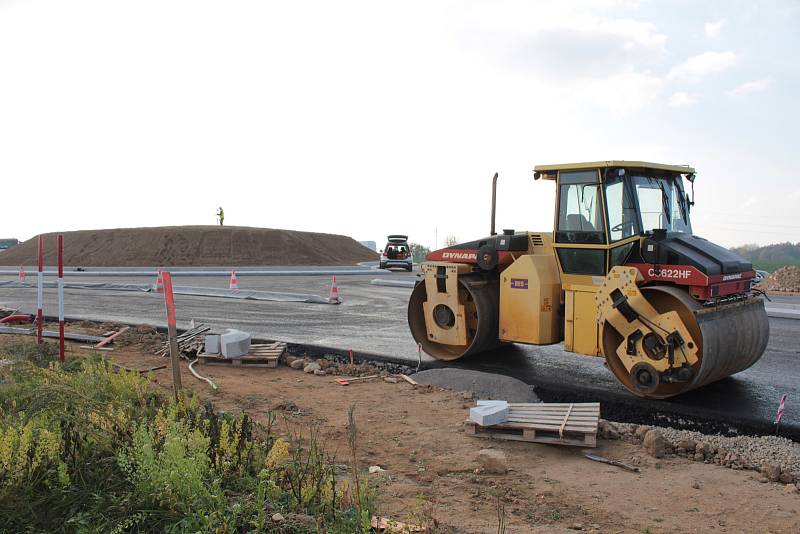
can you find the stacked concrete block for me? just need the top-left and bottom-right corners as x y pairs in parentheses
(220, 329), (251, 358)
(204, 334), (221, 354)
(469, 400), (509, 427)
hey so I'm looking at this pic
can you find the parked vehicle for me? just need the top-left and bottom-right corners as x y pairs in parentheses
(379, 235), (413, 271)
(752, 269), (769, 285)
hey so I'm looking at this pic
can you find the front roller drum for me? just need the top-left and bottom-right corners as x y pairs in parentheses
(408, 275), (500, 360)
(603, 286), (770, 398)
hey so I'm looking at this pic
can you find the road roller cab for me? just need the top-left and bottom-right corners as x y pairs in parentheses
(408, 161), (769, 399)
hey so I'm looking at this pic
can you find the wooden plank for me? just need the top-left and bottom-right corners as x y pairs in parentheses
(464, 421), (596, 448)
(113, 363), (167, 374)
(508, 410), (600, 414)
(95, 326), (130, 348)
(478, 420), (597, 433)
(506, 414), (599, 422)
(478, 417), (598, 430)
(399, 374), (418, 385)
(509, 413), (598, 420)
(331, 374), (379, 383)
(198, 354), (279, 368)
(559, 403), (574, 438)
(509, 405), (600, 415)
(506, 413), (598, 423)
(508, 409), (598, 418)
(506, 426), (596, 433)
(79, 345), (114, 352)
(506, 417), (597, 425)
(585, 453), (640, 472)
(466, 421), (595, 440)
(509, 424), (596, 433)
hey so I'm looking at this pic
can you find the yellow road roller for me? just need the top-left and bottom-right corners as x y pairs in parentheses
(408, 161), (769, 398)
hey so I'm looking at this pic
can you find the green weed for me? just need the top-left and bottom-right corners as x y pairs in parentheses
(0, 347), (377, 533)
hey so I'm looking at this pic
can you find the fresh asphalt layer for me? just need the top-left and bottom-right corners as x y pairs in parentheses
(0, 267), (798, 439)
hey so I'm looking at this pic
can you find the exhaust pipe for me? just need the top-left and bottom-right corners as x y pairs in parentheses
(490, 172), (498, 236)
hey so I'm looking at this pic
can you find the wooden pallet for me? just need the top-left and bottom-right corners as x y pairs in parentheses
(197, 342), (285, 368)
(465, 402), (599, 447)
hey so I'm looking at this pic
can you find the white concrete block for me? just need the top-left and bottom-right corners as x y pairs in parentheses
(204, 334), (220, 354)
(220, 329), (251, 358)
(470, 403), (509, 427)
(476, 400), (509, 408)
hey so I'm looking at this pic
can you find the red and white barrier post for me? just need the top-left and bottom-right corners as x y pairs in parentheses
(775, 394), (787, 434)
(57, 235), (65, 361)
(162, 271), (183, 400)
(37, 235), (44, 343)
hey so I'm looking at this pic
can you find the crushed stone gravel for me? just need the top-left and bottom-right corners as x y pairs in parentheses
(617, 422), (800, 477)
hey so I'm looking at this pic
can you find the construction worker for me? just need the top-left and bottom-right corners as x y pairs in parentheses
(217, 207), (225, 226)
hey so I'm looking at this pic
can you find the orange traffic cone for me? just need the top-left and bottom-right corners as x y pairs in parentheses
(229, 270), (238, 290)
(18, 265), (25, 282)
(329, 275), (340, 303)
(155, 269), (164, 293)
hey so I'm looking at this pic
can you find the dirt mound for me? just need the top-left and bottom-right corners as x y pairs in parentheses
(0, 226), (377, 267)
(757, 265), (800, 293)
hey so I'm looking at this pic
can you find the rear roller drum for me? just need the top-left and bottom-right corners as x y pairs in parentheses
(603, 286), (769, 399)
(408, 275), (500, 361)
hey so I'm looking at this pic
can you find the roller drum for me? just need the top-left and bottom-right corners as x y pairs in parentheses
(408, 274), (500, 360)
(603, 285), (770, 398)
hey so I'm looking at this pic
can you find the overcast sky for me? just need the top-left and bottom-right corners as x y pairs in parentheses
(1, 0), (797, 249)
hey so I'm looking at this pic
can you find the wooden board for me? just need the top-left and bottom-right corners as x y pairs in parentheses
(197, 342), (285, 368)
(197, 354), (279, 368)
(464, 402), (599, 448)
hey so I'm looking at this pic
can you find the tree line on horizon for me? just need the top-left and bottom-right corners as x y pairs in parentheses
(731, 242), (800, 272)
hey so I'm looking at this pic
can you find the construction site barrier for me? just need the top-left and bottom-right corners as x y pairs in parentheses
(0, 268), (391, 277)
(0, 281), (337, 305)
(369, 279), (417, 288)
(0, 326), (106, 343)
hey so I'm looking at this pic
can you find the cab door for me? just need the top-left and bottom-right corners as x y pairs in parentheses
(552, 169), (607, 356)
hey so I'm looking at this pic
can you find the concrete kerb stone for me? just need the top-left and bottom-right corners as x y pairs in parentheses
(220, 329), (251, 358)
(205, 334), (221, 354)
(470, 400), (509, 426)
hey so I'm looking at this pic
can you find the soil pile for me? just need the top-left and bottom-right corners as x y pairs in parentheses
(757, 266), (800, 293)
(0, 226), (377, 267)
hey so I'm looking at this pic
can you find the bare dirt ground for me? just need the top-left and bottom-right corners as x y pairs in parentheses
(5, 333), (796, 534)
(0, 226), (378, 267)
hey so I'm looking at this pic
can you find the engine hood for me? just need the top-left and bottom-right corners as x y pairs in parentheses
(634, 232), (752, 276)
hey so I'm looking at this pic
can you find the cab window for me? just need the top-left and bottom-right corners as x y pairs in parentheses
(604, 176), (639, 242)
(556, 170), (605, 244)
